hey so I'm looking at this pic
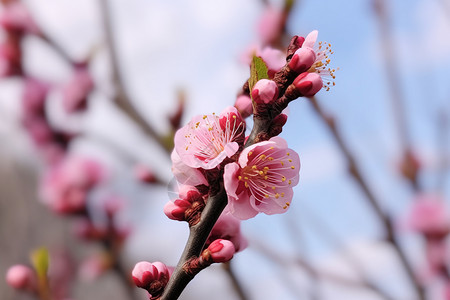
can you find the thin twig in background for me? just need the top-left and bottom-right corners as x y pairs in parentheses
(99, 0), (172, 154)
(373, 0), (420, 191)
(222, 261), (249, 300)
(251, 239), (395, 300)
(307, 96), (425, 300)
(285, 207), (394, 300)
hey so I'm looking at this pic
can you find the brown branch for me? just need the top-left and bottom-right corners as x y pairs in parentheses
(222, 261), (249, 300)
(373, 0), (420, 191)
(307, 96), (425, 300)
(159, 187), (228, 299)
(251, 239), (395, 299)
(100, 0), (172, 153)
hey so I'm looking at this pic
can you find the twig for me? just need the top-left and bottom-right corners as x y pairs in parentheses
(372, 0), (420, 190)
(222, 261), (249, 300)
(100, 0), (172, 153)
(251, 239), (394, 299)
(307, 96), (425, 300)
(160, 187), (228, 299)
(287, 205), (394, 300)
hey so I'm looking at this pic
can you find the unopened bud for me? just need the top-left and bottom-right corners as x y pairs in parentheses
(234, 95), (253, 118)
(288, 47), (316, 73)
(207, 239), (235, 263)
(251, 79), (278, 104)
(293, 72), (323, 97)
(132, 261), (170, 297)
(6, 265), (36, 290)
(163, 198), (191, 221)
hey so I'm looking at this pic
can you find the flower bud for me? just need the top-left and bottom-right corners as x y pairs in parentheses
(234, 95), (253, 118)
(163, 199), (191, 221)
(293, 72), (323, 97)
(6, 265), (36, 290)
(207, 239), (235, 263)
(289, 47), (316, 73)
(132, 261), (170, 294)
(251, 79), (278, 104)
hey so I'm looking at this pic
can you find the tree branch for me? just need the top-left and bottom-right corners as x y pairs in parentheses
(307, 96), (425, 300)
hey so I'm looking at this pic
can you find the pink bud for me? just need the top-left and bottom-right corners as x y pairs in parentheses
(234, 95), (253, 118)
(132, 261), (170, 295)
(208, 239), (235, 263)
(289, 47), (316, 73)
(293, 72), (323, 97)
(251, 79), (278, 104)
(6, 265), (36, 290)
(163, 199), (191, 221)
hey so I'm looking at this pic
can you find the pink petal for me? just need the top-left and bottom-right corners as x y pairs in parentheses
(303, 30), (318, 49)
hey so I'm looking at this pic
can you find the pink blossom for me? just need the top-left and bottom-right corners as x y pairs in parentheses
(251, 79), (278, 104)
(207, 210), (247, 252)
(257, 5), (284, 46)
(207, 239), (235, 263)
(0, 2), (39, 34)
(171, 149), (208, 186)
(174, 106), (245, 169)
(40, 156), (104, 214)
(78, 255), (108, 281)
(6, 265), (36, 290)
(234, 95), (253, 118)
(61, 67), (94, 113)
(293, 72), (323, 97)
(132, 261), (170, 297)
(224, 136), (300, 220)
(406, 195), (450, 238)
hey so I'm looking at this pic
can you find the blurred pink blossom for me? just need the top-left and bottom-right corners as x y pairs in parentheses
(40, 156), (104, 214)
(0, 2), (39, 34)
(406, 195), (450, 238)
(257, 5), (284, 46)
(5, 264), (36, 291)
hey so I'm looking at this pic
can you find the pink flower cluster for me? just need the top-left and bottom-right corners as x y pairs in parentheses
(40, 156), (104, 214)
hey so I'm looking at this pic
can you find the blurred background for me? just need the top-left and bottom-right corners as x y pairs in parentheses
(1, 0), (450, 299)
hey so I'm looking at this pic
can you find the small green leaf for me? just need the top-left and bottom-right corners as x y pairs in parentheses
(248, 55), (269, 95)
(30, 247), (49, 280)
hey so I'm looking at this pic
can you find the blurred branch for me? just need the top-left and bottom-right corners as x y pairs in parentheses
(100, 0), (172, 154)
(372, 0), (420, 190)
(222, 262), (249, 300)
(285, 208), (394, 300)
(251, 239), (395, 300)
(307, 96), (425, 300)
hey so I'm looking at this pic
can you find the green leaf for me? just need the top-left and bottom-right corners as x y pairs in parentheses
(30, 247), (49, 280)
(248, 55), (269, 96)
